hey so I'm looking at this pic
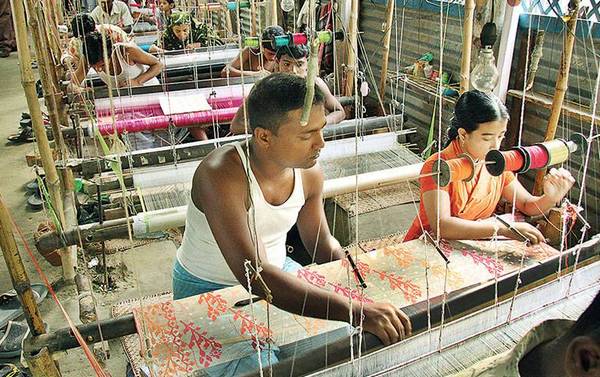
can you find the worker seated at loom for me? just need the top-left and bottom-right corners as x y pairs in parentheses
(230, 44), (345, 134)
(75, 31), (162, 88)
(63, 13), (130, 88)
(449, 288), (600, 377)
(221, 25), (285, 78)
(404, 90), (575, 244)
(90, 0), (134, 33)
(173, 73), (411, 373)
(149, 11), (223, 53)
(156, 0), (179, 29)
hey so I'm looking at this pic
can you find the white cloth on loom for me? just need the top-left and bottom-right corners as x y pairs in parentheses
(448, 319), (573, 377)
(176, 142), (306, 285)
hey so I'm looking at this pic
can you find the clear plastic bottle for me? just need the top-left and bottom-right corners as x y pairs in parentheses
(471, 46), (499, 93)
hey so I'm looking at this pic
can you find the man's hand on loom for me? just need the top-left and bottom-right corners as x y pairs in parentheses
(358, 302), (412, 345)
(499, 222), (545, 245)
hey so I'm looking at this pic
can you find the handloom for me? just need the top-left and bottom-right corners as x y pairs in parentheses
(36, 130), (422, 252)
(85, 45), (241, 88)
(23, 236), (599, 376)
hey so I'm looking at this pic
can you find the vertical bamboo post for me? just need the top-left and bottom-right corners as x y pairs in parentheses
(34, 4), (68, 160)
(13, 0), (76, 280)
(344, 0), (359, 96)
(270, 0), (278, 26)
(533, 0), (579, 195)
(26, 347), (62, 377)
(0, 195), (47, 337)
(378, 0), (395, 100)
(250, 0), (258, 36)
(460, 0), (475, 93)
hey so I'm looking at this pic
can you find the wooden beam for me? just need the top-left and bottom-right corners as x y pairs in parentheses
(460, 0), (476, 93)
(507, 90), (600, 126)
(378, 0), (395, 99)
(533, 0), (579, 195)
(0, 196), (47, 336)
(344, 0), (359, 96)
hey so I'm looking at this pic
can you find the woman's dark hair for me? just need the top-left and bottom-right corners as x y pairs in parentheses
(83, 31), (112, 66)
(71, 13), (96, 38)
(247, 73), (324, 134)
(260, 25), (285, 51)
(276, 44), (309, 60)
(446, 90), (509, 147)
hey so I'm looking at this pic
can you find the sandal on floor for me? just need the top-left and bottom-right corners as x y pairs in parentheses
(0, 322), (29, 359)
(7, 126), (34, 144)
(0, 284), (48, 330)
(0, 363), (27, 377)
(27, 192), (43, 211)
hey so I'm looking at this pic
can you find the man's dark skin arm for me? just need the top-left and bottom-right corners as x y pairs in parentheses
(192, 148), (411, 345)
(296, 164), (345, 264)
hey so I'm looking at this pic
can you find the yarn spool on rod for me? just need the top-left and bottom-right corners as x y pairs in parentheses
(484, 132), (587, 176)
(524, 144), (550, 170)
(485, 149), (527, 176)
(434, 154), (476, 187)
(543, 139), (570, 166)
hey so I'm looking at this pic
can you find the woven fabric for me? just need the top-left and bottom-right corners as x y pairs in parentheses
(128, 238), (558, 376)
(333, 182), (420, 217)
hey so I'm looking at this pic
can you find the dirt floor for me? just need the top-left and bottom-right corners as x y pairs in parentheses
(0, 53), (177, 376)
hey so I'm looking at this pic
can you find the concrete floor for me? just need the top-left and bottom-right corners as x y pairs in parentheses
(0, 53), (178, 376)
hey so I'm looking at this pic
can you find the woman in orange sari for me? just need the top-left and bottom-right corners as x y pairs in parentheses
(404, 90), (575, 244)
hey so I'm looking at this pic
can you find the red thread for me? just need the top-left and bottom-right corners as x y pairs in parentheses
(524, 145), (549, 169)
(291, 33), (308, 45)
(4, 200), (109, 376)
(502, 150), (525, 172)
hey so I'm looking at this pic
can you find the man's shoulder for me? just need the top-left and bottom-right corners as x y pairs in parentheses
(315, 77), (333, 94)
(115, 0), (130, 10)
(196, 144), (243, 181)
(90, 6), (102, 17)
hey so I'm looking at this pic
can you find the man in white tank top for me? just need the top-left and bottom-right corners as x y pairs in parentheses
(174, 73), (411, 374)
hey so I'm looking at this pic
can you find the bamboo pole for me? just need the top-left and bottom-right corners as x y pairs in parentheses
(533, 1), (579, 195)
(0, 195), (47, 336)
(250, 0), (258, 36)
(14, 0), (75, 280)
(460, 0), (476, 93)
(34, 4), (68, 160)
(26, 347), (62, 377)
(378, 0), (395, 100)
(270, 0), (277, 26)
(344, 0), (359, 96)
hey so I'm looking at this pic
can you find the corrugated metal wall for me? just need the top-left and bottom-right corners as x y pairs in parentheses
(508, 24), (600, 232)
(359, 2), (463, 144)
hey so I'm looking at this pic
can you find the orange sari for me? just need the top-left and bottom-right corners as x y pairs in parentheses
(404, 140), (515, 241)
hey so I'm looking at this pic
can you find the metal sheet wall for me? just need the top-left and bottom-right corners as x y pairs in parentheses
(359, 2), (463, 144)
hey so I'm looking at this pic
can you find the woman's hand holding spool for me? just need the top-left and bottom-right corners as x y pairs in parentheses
(542, 167), (575, 204)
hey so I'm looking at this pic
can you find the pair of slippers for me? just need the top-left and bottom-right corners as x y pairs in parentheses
(25, 180), (43, 212)
(7, 114), (34, 144)
(0, 363), (27, 377)
(0, 284), (48, 360)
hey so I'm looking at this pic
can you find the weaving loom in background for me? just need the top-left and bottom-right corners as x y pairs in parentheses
(84, 45), (240, 87)
(119, 235), (599, 377)
(123, 131), (421, 227)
